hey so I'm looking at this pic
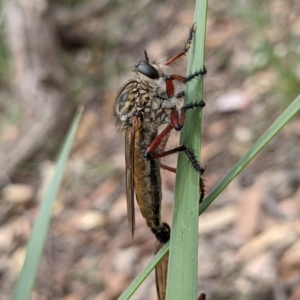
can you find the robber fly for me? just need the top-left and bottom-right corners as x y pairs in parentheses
(115, 24), (205, 241)
(115, 24), (206, 299)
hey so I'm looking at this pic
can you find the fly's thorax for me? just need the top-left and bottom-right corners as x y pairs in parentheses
(142, 101), (172, 125)
(115, 58), (178, 131)
(115, 83), (175, 131)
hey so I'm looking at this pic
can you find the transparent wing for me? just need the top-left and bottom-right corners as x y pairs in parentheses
(155, 242), (169, 300)
(125, 123), (135, 237)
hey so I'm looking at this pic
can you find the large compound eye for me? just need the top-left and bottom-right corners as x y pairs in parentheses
(135, 62), (159, 79)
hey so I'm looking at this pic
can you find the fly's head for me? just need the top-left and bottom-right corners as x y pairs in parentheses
(115, 50), (172, 130)
(134, 50), (166, 82)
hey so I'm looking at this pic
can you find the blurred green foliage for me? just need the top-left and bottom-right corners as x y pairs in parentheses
(235, 0), (300, 102)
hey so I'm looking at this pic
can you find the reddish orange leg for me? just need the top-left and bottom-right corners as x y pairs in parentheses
(144, 101), (205, 162)
(162, 24), (207, 98)
(170, 101), (206, 130)
(165, 23), (197, 66)
(144, 101), (204, 157)
(144, 101), (206, 202)
(160, 164), (176, 173)
(165, 68), (207, 97)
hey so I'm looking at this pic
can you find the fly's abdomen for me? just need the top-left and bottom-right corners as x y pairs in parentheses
(134, 131), (170, 243)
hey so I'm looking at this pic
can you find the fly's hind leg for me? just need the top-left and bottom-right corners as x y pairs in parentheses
(161, 163), (206, 204)
(199, 175), (205, 203)
(154, 144), (204, 174)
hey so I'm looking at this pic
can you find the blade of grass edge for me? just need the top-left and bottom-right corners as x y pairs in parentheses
(12, 106), (84, 300)
(166, 1), (208, 299)
(200, 94), (300, 214)
(118, 94), (300, 299)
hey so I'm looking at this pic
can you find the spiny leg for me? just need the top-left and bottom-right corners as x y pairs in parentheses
(151, 144), (205, 174)
(161, 164), (206, 203)
(144, 101), (205, 167)
(170, 101), (206, 131)
(166, 67), (207, 85)
(144, 101), (205, 158)
(165, 68), (207, 97)
(165, 23), (197, 66)
(163, 23), (207, 98)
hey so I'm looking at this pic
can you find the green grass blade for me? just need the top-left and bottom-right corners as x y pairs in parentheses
(200, 94), (300, 213)
(12, 107), (84, 300)
(166, 1), (208, 299)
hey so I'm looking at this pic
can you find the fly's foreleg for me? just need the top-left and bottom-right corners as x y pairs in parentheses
(165, 23), (197, 66)
(163, 24), (207, 98)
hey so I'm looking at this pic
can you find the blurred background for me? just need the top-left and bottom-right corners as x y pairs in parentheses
(1, 0), (300, 299)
